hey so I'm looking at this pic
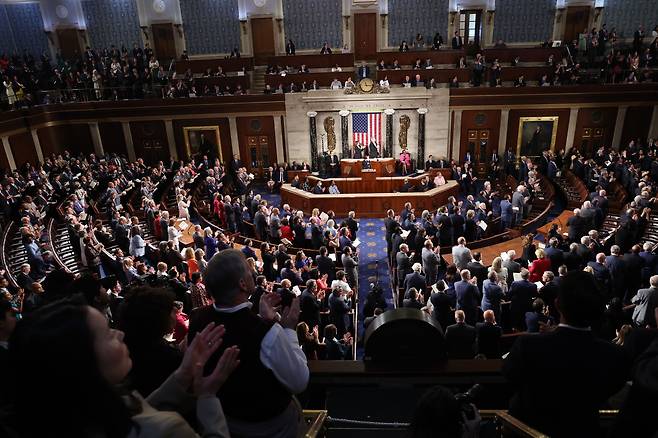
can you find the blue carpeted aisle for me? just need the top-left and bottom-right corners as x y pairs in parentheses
(354, 219), (393, 358)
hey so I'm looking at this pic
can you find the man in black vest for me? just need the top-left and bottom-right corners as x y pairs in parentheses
(188, 249), (308, 437)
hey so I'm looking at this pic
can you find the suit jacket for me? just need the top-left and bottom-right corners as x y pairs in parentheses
(396, 251), (412, 284)
(508, 280), (537, 329)
(503, 327), (630, 437)
(451, 36), (463, 49)
(545, 246), (564, 272)
(358, 65), (370, 79)
(445, 322), (476, 359)
(315, 254), (336, 282)
(454, 280), (480, 325)
(451, 246), (472, 270)
(404, 272), (427, 294)
(476, 322), (502, 358)
(605, 255), (627, 298)
(466, 261), (487, 292)
(631, 287), (658, 327)
(300, 290), (322, 328)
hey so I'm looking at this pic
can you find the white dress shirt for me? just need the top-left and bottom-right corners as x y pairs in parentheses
(214, 302), (309, 394)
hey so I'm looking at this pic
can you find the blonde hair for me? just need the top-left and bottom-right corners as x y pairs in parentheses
(535, 248), (545, 259)
(183, 247), (195, 260)
(492, 256), (503, 272)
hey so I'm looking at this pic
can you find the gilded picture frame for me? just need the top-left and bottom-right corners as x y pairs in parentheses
(516, 116), (559, 158)
(183, 126), (222, 161)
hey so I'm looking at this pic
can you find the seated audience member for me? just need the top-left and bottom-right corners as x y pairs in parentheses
(330, 78), (342, 90)
(503, 271), (631, 437)
(8, 298), (238, 437)
(445, 310), (476, 359)
(525, 298), (552, 332)
(188, 249), (309, 437)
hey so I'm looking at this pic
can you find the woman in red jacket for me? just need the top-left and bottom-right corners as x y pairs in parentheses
(529, 248), (551, 283)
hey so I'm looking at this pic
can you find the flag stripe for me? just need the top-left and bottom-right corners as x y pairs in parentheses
(352, 112), (382, 155)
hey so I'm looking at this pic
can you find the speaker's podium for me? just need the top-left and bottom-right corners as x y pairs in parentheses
(340, 158), (395, 177)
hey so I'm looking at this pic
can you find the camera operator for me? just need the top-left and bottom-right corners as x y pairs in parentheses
(410, 385), (482, 438)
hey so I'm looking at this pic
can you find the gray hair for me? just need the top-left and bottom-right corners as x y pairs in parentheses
(204, 249), (250, 306)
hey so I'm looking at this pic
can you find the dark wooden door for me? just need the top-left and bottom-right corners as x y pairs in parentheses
(151, 23), (177, 62)
(564, 6), (590, 44)
(57, 29), (82, 60)
(244, 136), (277, 179)
(251, 18), (275, 64)
(464, 129), (491, 176)
(354, 13), (377, 60)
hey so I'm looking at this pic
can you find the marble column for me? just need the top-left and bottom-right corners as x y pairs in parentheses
(339, 110), (350, 158)
(308, 111), (318, 171)
(30, 129), (44, 164)
(121, 122), (136, 162)
(611, 106), (628, 150)
(89, 123), (104, 156)
(451, 109), (463, 161)
(564, 108), (579, 153)
(228, 116), (240, 158)
(498, 109), (510, 154)
(417, 108), (428, 167)
(384, 109), (395, 158)
(164, 119), (178, 161)
(1, 137), (16, 170)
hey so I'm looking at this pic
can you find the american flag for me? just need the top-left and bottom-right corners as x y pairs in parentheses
(352, 112), (382, 150)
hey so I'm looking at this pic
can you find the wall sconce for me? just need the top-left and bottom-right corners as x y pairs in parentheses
(240, 19), (248, 35)
(275, 18), (283, 33)
(380, 13), (387, 27)
(174, 24), (183, 37)
(343, 16), (350, 30)
(450, 11), (457, 26)
(140, 26), (149, 40)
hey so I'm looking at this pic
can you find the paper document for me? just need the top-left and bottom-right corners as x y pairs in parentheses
(328, 253), (336, 261)
(292, 286), (302, 296)
(513, 272), (523, 282)
(353, 239), (361, 248)
(478, 221), (487, 231)
(179, 221), (189, 230)
(400, 229), (411, 239)
(512, 206), (520, 212)
(534, 281), (544, 290)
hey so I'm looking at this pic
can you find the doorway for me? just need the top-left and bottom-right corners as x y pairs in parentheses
(459, 10), (482, 46)
(465, 129), (491, 176)
(564, 6), (591, 44)
(57, 29), (82, 60)
(354, 13), (377, 59)
(151, 23), (177, 63)
(251, 18), (275, 64)
(245, 136), (276, 180)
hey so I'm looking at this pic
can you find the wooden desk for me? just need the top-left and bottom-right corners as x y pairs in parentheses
(376, 50), (464, 66)
(281, 180), (459, 217)
(340, 158), (395, 177)
(306, 169), (452, 194)
(173, 218), (196, 247)
(176, 57), (254, 74)
(267, 53), (355, 69)
(193, 75), (250, 91)
(482, 47), (565, 63)
(536, 210), (573, 239)
(376, 66), (553, 85)
(264, 71), (353, 88)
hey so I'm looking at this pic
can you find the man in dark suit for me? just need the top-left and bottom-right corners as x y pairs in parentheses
(454, 269), (480, 326)
(345, 211), (359, 239)
(503, 271), (630, 437)
(404, 263), (427, 295)
(324, 324), (352, 360)
(466, 252), (488, 293)
(368, 139), (380, 159)
(357, 61), (370, 80)
(445, 310), (476, 359)
(567, 209), (585, 242)
(403, 287), (424, 309)
(563, 242), (584, 272)
(425, 155), (437, 170)
(623, 244), (645, 303)
(451, 31), (463, 50)
(508, 268), (537, 331)
(476, 310), (502, 358)
(587, 252), (611, 295)
(606, 245), (627, 301)
(545, 238), (564, 272)
(315, 246), (336, 283)
(396, 244), (412, 289)
(300, 279), (323, 329)
(639, 242), (658, 285)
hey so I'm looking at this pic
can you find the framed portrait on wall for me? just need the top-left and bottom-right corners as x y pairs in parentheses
(183, 126), (222, 161)
(516, 116), (559, 158)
